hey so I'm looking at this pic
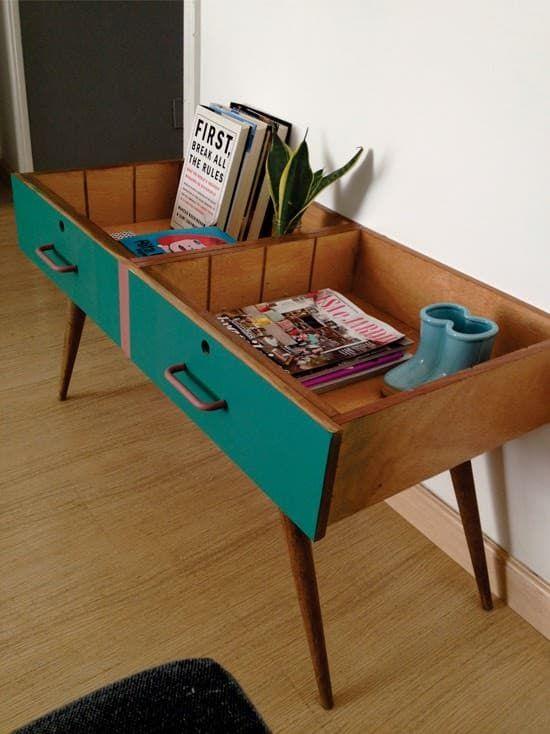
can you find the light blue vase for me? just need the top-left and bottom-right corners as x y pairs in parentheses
(383, 303), (498, 393)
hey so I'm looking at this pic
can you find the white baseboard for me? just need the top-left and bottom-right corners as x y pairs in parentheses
(386, 485), (550, 639)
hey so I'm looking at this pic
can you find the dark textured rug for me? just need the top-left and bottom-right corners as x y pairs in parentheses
(14, 658), (270, 733)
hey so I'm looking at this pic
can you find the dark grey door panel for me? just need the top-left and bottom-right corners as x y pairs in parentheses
(20, 0), (183, 169)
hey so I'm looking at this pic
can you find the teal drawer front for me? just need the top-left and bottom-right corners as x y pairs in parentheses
(12, 176), (120, 344)
(129, 273), (335, 539)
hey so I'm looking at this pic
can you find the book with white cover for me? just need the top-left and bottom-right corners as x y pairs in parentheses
(171, 105), (248, 230)
(210, 104), (269, 239)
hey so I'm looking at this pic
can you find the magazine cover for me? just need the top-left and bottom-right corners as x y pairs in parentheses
(120, 227), (235, 258)
(217, 289), (404, 375)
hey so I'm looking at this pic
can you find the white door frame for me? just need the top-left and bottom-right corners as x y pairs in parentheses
(183, 0), (200, 150)
(1, 0), (33, 171)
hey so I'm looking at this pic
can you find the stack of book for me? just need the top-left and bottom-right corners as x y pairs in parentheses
(216, 289), (412, 392)
(171, 103), (291, 240)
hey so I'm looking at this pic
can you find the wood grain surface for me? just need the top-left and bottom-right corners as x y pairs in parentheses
(59, 300), (86, 400)
(329, 342), (550, 524)
(147, 257), (210, 311)
(310, 230), (359, 292)
(86, 166), (134, 226)
(135, 161), (181, 222)
(450, 461), (493, 611)
(209, 247), (265, 312)
(281, 514), (334, 709)
(354, 228), (550, 355)
(262, 239), (314, 301)
(387, 483), (550, 639)
(33, 170), (87, 216)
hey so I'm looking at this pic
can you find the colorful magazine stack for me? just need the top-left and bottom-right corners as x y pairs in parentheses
(216, 289), (412, 392)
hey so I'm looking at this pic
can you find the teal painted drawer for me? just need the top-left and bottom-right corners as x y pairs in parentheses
(129, 272), (337, 539)
(12, 176), (120, 344)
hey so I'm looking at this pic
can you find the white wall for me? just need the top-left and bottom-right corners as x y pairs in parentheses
(0, 0), (33, 171)
(200, 0), (550, 580)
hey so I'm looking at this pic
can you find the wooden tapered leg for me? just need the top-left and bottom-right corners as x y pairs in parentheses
(280, 513), (334, 709)
(450, 461), (493, 611)
(59, 300), (86, 401)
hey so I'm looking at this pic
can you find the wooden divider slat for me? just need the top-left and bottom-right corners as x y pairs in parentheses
(300, 202), (354, 232)
(209, 248), (264, 312)
(135, 162), (181, 222)
(262, 239), (315, 301)
(33, 171), (86, 216)
(147, 258), (209, 310)
(86, 166), (134, 226)
(310, 230), (359, 293)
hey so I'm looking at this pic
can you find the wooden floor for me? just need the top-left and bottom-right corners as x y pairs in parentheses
(2, 182), (549, 733)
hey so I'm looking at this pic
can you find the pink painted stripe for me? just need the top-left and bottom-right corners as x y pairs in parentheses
(118, 262), (131, 358)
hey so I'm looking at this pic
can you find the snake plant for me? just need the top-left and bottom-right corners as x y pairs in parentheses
(267, 133), (363, 236)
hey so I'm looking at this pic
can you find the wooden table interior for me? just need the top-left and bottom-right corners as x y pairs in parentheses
(27, 164), (550, 426)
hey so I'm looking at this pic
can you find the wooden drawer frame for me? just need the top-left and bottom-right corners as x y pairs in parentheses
(15, 163), (548, 537)
(12, 159), (550, 710)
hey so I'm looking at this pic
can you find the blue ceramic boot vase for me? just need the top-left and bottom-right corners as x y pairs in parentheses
(383, 303), (498, 394)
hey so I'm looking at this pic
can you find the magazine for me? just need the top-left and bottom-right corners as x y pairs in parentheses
(300, 351), (411, 392)
(216, 289), (405, 376)
(295, 340), (412, 382)
(119, 227), (235, 258)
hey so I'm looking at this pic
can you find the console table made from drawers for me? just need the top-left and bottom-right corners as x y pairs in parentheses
(12, 160), (550, 709)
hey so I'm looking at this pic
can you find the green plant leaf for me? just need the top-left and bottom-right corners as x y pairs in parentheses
(266, 134), (291, 217)
(307, 147), (363, 203)
(283, 148), (364, 233)
(277, 138), (313, 234)
(307, 168), (324, 201)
